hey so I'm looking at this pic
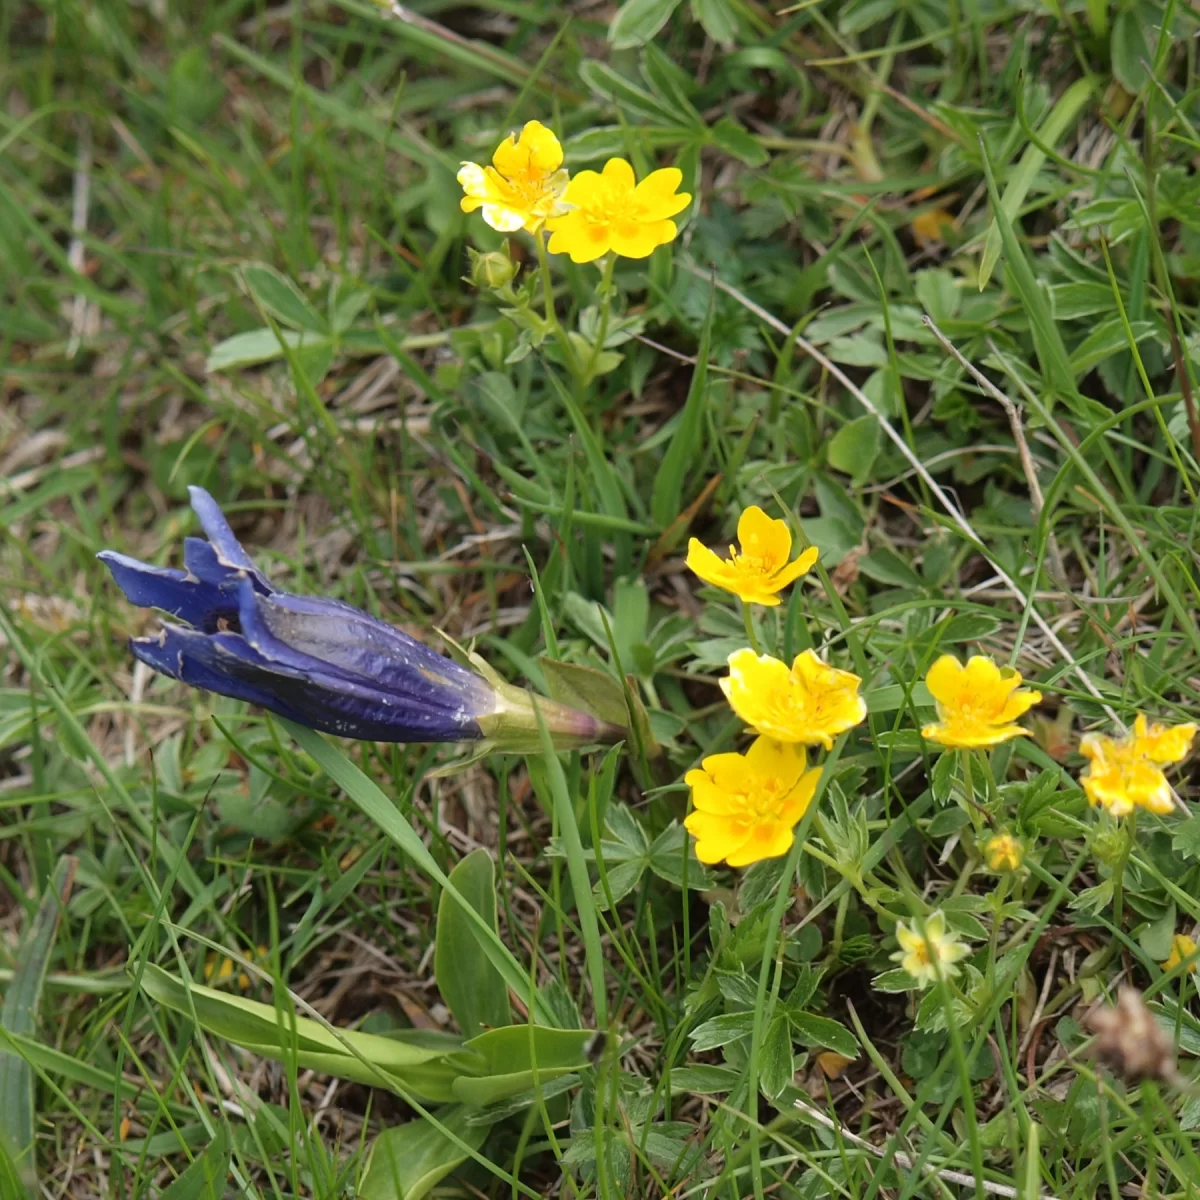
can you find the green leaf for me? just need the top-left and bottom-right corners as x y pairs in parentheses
(159, 1128), (230, 1200)
(139, 964), (471, 1100)
(871, 968), (921, 993)
(689, 1011), (754, 1051)
(282, 721), (548, 1024)
(540, 658), (630, 728)
(652, 285), (712, 526)
(1110, 3), (1162, 94)
(1069, 317), (1158, 376)
(690, 0), (738, 44)
(608, 0), (684, 49)
(579, 60), (679, 127)
(361, 1108), (486, 1200)
(592, 859), (647, 909)
(450, 1025), (595, 1106)
(978, 139), (1077, 402)
(206, 327), (333, 372)
(790, 1012), (858, 1058)
(0, 856), (75, 1186)
(759, 1014), (795, 1100)
(827, 415), (880, 484)
(978, 79), (1090, 289)
(669, 1064), (740, 1094)
(647, 824), (715, 891)
(711, 116), (768, 167)
(1172, 816), (1200, 861)
(240, 262), (328, 333)
(1139, 905), (1177, 963)
(435, 850), (512, 1038)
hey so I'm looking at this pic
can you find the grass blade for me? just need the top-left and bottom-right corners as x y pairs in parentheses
(0, 855), (76, 1186)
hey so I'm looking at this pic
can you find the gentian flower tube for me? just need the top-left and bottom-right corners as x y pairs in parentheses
(99, 488), (623, 752)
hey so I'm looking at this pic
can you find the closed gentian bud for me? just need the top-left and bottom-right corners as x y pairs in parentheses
(99, 488), (623, 753)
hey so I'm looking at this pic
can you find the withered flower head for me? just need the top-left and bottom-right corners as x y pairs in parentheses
(1087, 985), (1178, 1084)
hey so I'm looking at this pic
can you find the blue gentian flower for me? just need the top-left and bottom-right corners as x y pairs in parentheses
(99, 488), (620, 750)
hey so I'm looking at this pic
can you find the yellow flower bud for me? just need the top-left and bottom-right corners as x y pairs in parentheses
(467, 248), (516, 290)
(983, 832), (1024, 872)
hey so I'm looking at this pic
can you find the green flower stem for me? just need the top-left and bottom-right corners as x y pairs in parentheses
(534, 231), (580, 377)
(582, 253), (617, 384)
(1112, 809), (1137, 935)
(741, 601), (761, 654)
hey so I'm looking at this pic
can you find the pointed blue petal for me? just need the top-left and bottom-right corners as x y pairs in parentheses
(187, 486), (271, 590)
(132, 624), (483, 742)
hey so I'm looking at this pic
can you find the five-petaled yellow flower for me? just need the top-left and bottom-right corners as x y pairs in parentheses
(546, 158), (690, 263)
(921, 654), (1042, 749)
(684, 736), (821, 867)
(458, 120), (570, 233)
(1163, 933), (1198, 975)
(892, 912), (969, 988)
(983, 832), (1024, 872)
(722, 649), (867, 749)
(686, 506), (818, 607)
(1079, 714), (1197, 818)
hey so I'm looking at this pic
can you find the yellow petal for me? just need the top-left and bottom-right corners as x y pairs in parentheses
(998, 688), (1042, 723)
(726, 821), (794, 867)
(492, 120), (563, 178)
(744, 736), (807, 789)
(600, 156), (637, 193)
(1136, 718), (1198, 764)
(736, 505), (792, 570)
(770, 544), (819, 589)
(632, 167), (690, 219)
(609, 219), (672, 259)
(924, 655), (964, 705)
(686, 539), (737, 589)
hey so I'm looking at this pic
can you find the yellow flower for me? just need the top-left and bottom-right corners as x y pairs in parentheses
(457, 120), (569, 233)
(546, 158), (690, 263)
(1133, 714), (1199, 763)
(686, 506), (818, 607)
(1080, 715), (1196, 818)
(721, 649), (867, 750)
(1163, 934), (1198, 974)
(983, 832), (1024, 872)
(891, 912), (970, 988)
(920, 654), (1042, 749)
(684, 736), (821, 867)
(204, 945), (269, 991)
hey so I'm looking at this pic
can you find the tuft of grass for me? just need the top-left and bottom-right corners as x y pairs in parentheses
(5, 0), (1200, 1197)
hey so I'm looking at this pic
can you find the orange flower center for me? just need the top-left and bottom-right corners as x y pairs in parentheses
(909, 941), (931, 966)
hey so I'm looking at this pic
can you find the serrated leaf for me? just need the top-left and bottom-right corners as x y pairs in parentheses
(240, 262), (327, 333)
(790, 1013), (858, 1059)
(689, 1011), (754, 1051)
(760, 1014), (795, 1100)
(872, 968), (921, 993)
(711, 116), (767, 167)
(670, 1064), (740, 1093)
(593, 859), (647, 909)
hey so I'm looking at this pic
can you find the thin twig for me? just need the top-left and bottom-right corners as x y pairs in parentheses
(793, 1098), (1061, 1200)
(921, 316), (1068, 583)
(683, 263), (1121, 728)
(66, 121), (93, 359)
